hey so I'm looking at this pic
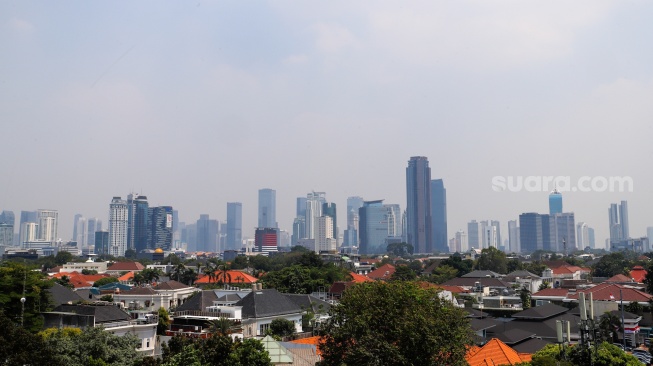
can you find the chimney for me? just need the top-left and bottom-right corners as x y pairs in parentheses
(257, 283), (262, 291)
(252, 283), (257, 291)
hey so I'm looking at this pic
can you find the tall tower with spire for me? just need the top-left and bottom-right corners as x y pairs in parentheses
(549, 189), (562, 215)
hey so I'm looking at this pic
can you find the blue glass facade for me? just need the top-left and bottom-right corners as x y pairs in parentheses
(226, 202), (242, 251)
(549, 190), (562, 215)
(406, 156), (432, 254)
(430, 179), (448, 253)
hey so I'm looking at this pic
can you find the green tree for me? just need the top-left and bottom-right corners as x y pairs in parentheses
(81, 269), (98, 275)
(0, 311), (54, 365)
(644, 262), (653, 295)
(55, 251), (75, 265)
(593, 252), (630, 278)
(440, 255), (474, 277)
(476, 247), (508, 274)
(319, 281), (472, 366)
(390, 265), (417, 281)
(531, 342), (640, 366)
(429, 264), (458, 284)
(230, 338), (271, 366)
(209, 317), (235, 336)
(538, 281), (551, 291)
(158, 307), (170, 335)
(93, 276), (119, 288)
(56, 275), (74, 289)
(124, 249), (137, 259)
(519, 287), (532, 309)
(0, 261), (54, 332)
(42, 326), (142, 366)
(268, 318), (296, 339)
(386, 242), (414, 256)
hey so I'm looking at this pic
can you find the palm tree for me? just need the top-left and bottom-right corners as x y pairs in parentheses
(203, 262), (216, 284)
(172, 263), (185, 282)
(208, 317), (234, 335)
(216, 264), (232, 286)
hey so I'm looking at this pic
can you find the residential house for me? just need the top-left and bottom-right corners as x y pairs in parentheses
(113, 280), (197, 311)
(42, 303), (158, 356)
(366, 264), (396, 280)
(106, 261), (146, 275)
(466, 338), (532, 366)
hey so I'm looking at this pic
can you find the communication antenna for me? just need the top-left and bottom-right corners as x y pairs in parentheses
(20, 267), (27, 327)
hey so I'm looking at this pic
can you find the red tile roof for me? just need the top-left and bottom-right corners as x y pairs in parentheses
(630, 266), (647, 283)
(466, 338), (532, 366)
(606, 274), (634, 283)
(53, 273), (111, 288)
(290, 336), (323, 355)
(107, 262), (145, 271)
(349, 272), (373, 283)
(367, 264), (396, 280)
(194, 270), (258, 284)
(566, 283), (653, 303)
(118, 271), (134, 281)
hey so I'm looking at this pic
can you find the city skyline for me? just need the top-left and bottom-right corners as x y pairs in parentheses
(2, 2), (650, 249)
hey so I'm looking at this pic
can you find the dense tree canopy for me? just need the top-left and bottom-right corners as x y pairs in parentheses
(41, 326), (142, 366)
(530, 342), (640, 366)
(476, 247), (508, 274)
(319, 281), (472, 366)
(386, 242), (414, 256)
(161, 334), (270, 366)
(0, 261), (53, 332)
(592, 252), (630, 278)
(259, 264), (348, 294)
(440, 255), (474, 277)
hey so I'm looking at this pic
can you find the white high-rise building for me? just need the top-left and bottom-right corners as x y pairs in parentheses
(484, 224), (498, 249)
(508, 220), (520, 253)
(577, 222), (590, 249)
(385, 204), (402, 238)
(37, 209), (58, 244)
(20, 222), (38, 248)
(304, 192), (325, 240)
(109, 197), (129, 257)
(74, 215), (87, 247)
(454, 230), (468, 252)
(315, 215), (336, 253)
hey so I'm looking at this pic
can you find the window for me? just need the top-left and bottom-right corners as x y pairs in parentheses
(146, 338), (150, 348)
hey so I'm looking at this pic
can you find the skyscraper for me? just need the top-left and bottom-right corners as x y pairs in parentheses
(87, 218), (101, 246)
(577, 222), (589, 249)
(296, 197), (307, 218)
(73, 215), (87, 247)
(359, 200), (388, 255)
(508, 220), (520, 253)
(133, 196), (150, 253)
(467, 220), (481, 249)
(226, 202), (242, 251)
(619, 200), (629, 239)
(37, 209), (58, 244)
(196, 214), (219, 252)
(305, 192), (325, 240)
(255, 227), (278, 254)
(519, 213), (543, 253)
(150, 206), (173, 250)
(406, 156), (432, 254)
(0, 211), (14, 247)
(108, 197), (128, 257)
(430, 179), (448, 253)
(322, 202), (337, 241)
(608, 201), (629, 244)
(258, 188), (277, 229)
(95, 231), (109, 256)
(315, 216), (337, 253)
(453, 230), (468, 252)
(549, 189), (562, 215)
(344, 196), (364, 247)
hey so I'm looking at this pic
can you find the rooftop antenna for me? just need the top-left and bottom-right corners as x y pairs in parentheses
(20, 266), (26, 327)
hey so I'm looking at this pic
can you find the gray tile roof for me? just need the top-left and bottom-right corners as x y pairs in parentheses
(512, 337), (552, 354)
(512, 303), (569, 320)
(462, 270), (503, 278)
(236, 289), (303, 319)
(174, 290), (218, 312)
(48, 283), (84, 306)
(154, 280), (189, 290)
(283, 293), (331, 314)
(53, 304), (130, 323)
(442, 277), (510, 288)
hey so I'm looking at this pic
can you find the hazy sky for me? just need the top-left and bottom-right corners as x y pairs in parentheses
(2, 1), (653, 249)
